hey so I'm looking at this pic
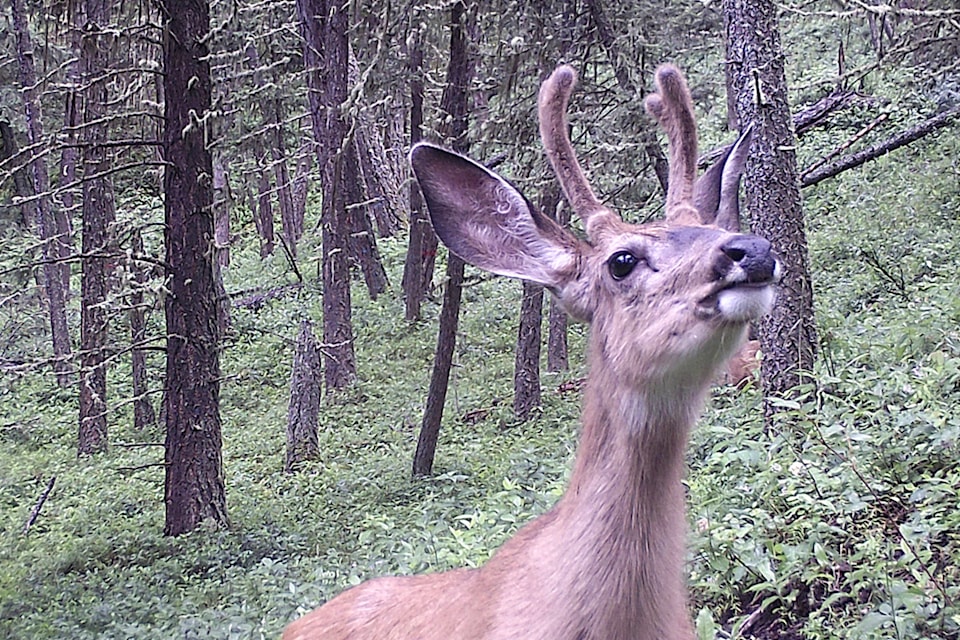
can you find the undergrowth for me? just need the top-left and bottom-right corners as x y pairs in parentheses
(1, 60), (959, 640)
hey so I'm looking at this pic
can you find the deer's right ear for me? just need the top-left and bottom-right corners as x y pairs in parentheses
(410, 143), (581, 289)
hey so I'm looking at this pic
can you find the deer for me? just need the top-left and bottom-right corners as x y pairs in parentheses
(282, 64), (780, 640)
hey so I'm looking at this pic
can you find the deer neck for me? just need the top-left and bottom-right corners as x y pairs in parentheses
(568, 343), (707, 516)
(551, 341), (711, 638)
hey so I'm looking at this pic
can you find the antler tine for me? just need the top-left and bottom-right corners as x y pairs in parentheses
(539, 65), (616, 236)
(643, 64), (700, 225)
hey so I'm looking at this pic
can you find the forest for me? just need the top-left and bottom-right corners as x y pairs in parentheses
(1, 0), (959, 637)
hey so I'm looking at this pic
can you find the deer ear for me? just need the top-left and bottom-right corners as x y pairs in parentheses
(410, 143), (580, 289)
(694, 123), (753, 232)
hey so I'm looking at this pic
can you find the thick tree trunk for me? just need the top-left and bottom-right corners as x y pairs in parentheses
(412, 0), (472, 477)
(286, 320), (321, 472)
(78, 0), (118, 456)
(723, 0), (817, 424)
(298, 0), (356, 393)
(11, 0), (73, 386)
(355, 116), (401, 238)
(162, 0), (228, 536)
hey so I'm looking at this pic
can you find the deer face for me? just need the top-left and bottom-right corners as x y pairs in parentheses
(567, 219), (777, 388)
(409, 64), (779, 389)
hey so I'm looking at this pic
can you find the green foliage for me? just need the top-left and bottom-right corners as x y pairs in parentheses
(1, 1), (959, 638)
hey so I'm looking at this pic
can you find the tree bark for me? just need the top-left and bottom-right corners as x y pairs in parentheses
(162, 0), (228, 535)
(77, 0), (118, 456)
(270, 97), (300, 256)
(0, 120), (34, 229)
(254, 147), (276, 257)
(724, 0), (817, 424)
(513, 281), (544, 421)
(298, 0), (357, 393)
(291, 132), (312, 234)
(413, 254), (464, 476)
(286, 320), (321, 472)
(412, 0), (473, 477)
(129, 229), (156, 431)
(402, 14), (431, 322)
(344, 142), (388, 300)
(213, 155), (231, 267)
(11, 0), (73, 386)
(513, 183), (561, 418)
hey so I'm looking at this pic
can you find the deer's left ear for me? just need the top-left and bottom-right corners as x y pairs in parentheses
(410, 143), (581, 289)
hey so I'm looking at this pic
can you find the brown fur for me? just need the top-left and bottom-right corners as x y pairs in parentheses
(284, 64), (778, 640)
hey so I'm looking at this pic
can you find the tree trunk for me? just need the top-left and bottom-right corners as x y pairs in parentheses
(412, 0), (473, 477)
(344, 142), (389, 300)
(271, 98), (300, 256)
(298, 0), (356, 393)
(291, 132), (312, 234)
(723, 0), (817, 424)
(11, 0), (73, 386)
(59, 26), (80, 299)
(413, 255), (464, 476)
(78, 0), (118, 456)
(254, 147), (276, 257)
(162, 0), (228, 536)
(541, 188), (568, 373)
(0, 120), (34, 229)
(213, 155), (231, 267)
(513, 281), (543, 421)
(129, 229), (156, 431)
(286, 320), (321, 472)
(402, 16), (430, 322)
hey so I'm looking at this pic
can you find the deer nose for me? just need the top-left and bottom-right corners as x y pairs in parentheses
(721, 235), (776, 283)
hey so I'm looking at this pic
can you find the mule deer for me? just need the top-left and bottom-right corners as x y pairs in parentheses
(283, 64), (780, 640)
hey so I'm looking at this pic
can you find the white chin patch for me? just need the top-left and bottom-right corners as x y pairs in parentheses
(717, 286), (775, 323)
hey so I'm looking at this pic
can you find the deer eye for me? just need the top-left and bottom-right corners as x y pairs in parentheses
(608, 251), (639, 281)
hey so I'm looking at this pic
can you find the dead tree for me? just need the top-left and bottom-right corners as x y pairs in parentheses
(286, 320), (321, 472)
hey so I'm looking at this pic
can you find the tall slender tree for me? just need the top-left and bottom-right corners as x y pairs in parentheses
(298, 0), (356, 393)
(723, 0), (817, 422)
(161, 0), (228, 535)
(401, 7), (432, 322)
(412, 0), (473, 477)
(77, 0), (118, 456)
(11, 0), (72, 386)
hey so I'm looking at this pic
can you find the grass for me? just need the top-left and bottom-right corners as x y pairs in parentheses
(2, 70), (959, 640)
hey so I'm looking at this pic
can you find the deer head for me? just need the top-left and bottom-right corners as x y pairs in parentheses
(410, 65), (778, 391)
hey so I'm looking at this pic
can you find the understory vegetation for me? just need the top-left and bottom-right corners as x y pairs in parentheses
(2, 11), (960, 639)
(3, 131), (959, 639)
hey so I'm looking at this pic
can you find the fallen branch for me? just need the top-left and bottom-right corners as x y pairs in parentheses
(801, 104), (960, 188)
(115, 462), (167, 473)
(801, 112), (889, 180)
(22, 476), (56, 534)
